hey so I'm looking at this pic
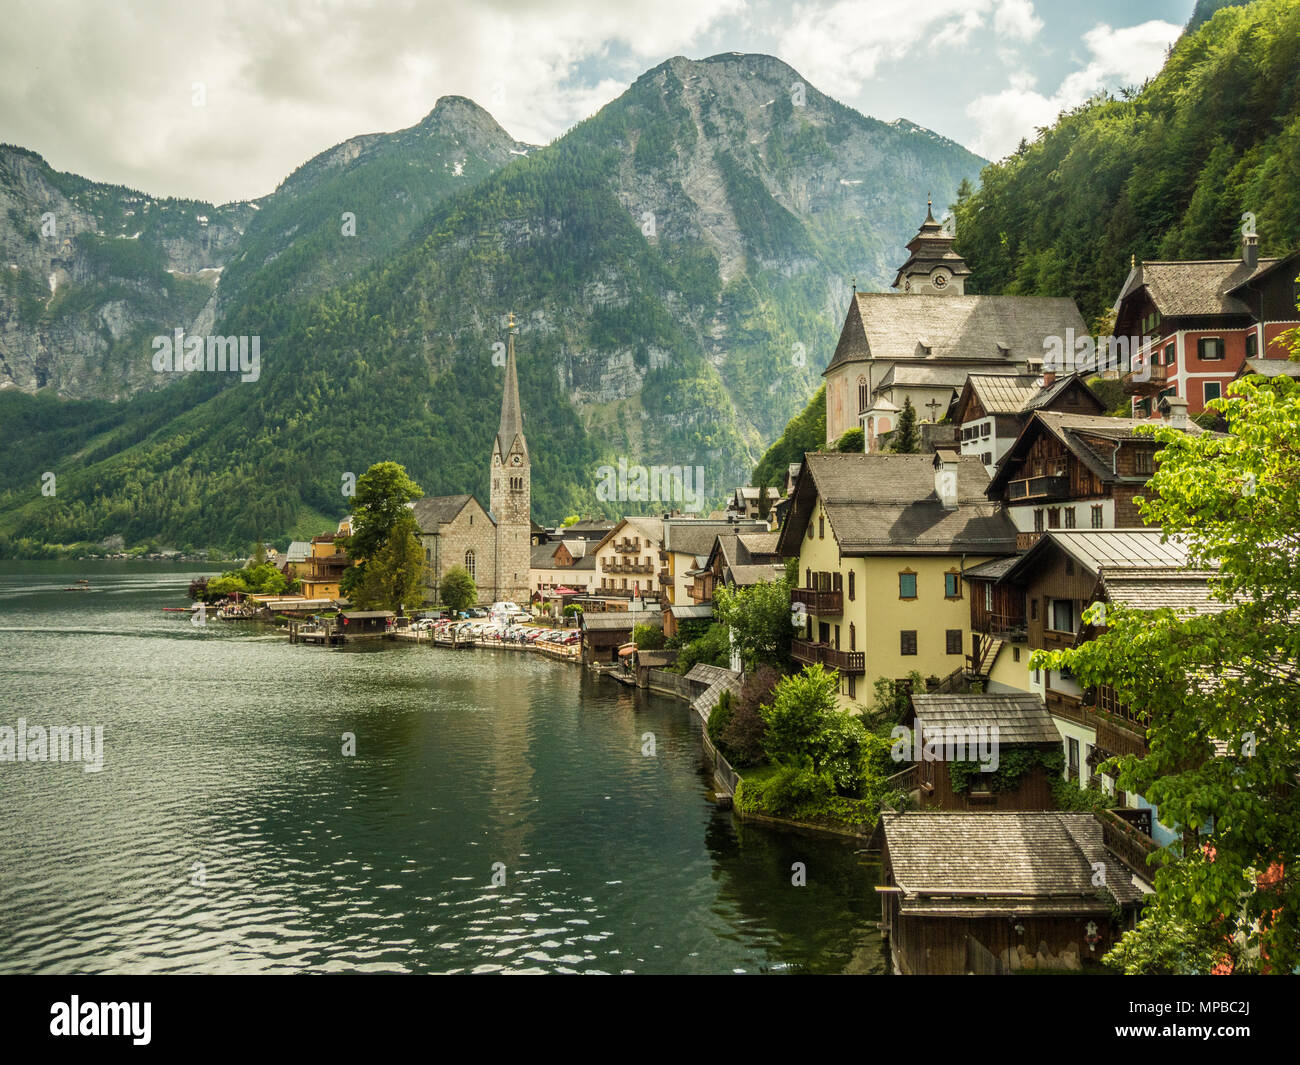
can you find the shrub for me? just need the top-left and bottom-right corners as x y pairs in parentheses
(706, 689), (734, 748)
(632, 622), (665, 650)
(720, 666), (778, 768)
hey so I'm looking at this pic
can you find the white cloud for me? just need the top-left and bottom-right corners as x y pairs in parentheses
(966, 18), (1179, 160)
(993, 0), (1044, 42)
(0, 0), (743, 203)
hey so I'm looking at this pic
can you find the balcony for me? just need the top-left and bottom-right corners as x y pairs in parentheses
(657, 568), (670, 585)
(1016, 531), (1043, 551)
(613, 538), (642, 554)
(791, 639), (865, 674)
(1007, 474), (1068, 501)
(981, 611), (1026, 640)
(1099, 808), (1164, 880)
(1123, 357), (1171, 397)
(602, 559), (655, 575)
(790, 587), (843, 615)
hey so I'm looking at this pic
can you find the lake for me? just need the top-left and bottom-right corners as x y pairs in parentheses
(0, 561), (885, 974)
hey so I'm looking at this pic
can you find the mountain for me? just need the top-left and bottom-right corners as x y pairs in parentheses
(951, 0), (1300, 325)
(0, 53), (985, 553)
(0, 147), (253, 397)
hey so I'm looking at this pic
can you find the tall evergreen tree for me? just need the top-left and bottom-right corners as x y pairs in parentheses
(890, 398), (919, 454)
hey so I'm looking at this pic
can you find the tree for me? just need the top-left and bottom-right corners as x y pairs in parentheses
(353, 514), (426, 615)
(833, 427), (864, 453)
(889, 397), (918, 453)
(713, 574), (794, 670)
(632, 622), (665, 650)
(439, 565), (477, 613)
(341, 462), (423, 596)
(719, 665), (779, 768)
(761, 664), (839, 771)
(1033, 371), (1300, 973)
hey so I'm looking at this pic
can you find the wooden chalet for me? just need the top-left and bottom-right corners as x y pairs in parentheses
(901, 693), (1064, 812)
(986, 410), (1208, 547)
(878, 811), (1152, 974)
(580, 608), (661, 665)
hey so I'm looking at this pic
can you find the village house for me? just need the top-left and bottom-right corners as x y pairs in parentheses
(724, 486), (781, 521)
(588, 516), (663, 602)
(900, 693), (1065, 812)
(579, 608), (662, 666)
(529, 538), (597, 601)
(963, 529), (1225, 851)
(985, 408), (1207, 547)
(776, 450), (1018, 706)
(878, 811), (1151, 975)
(298, 530), (352, 600)
(659, 527), (784, 640)
(949, 372), (1105, 474)
(1114, 238), (1300, 417)
(822, 204), (1087, 450)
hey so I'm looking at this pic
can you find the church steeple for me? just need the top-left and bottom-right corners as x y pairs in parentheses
(892, 199), (971, 295)
(495, 312), (527, 461)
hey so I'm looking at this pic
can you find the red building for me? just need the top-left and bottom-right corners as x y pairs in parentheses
(1113, 236), (1300, 416)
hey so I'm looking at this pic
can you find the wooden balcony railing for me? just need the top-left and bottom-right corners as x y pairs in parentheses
(790, 587), (843, 615)
(791, 639), (864, 674)
(1099, 807), (1164, 880)
(1016, 531), (1043, 551)
(1007, 474), (1068, 501)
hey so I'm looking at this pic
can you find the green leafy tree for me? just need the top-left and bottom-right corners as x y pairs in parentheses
(341, 462), (423, 597)
(439, 565), (477, 613)
(833, 427), (864, 452)
(632, 622), (665, 650)
(353, 514), (426, 615)
(713, 573), (793, 670)
(761, 664), (840, 771)
(1033, 371), (1300, 973)
(889, 397), (918, 454)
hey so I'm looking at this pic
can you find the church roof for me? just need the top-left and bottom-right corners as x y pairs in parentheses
(824, 292), (1086, 375)
(411, 494), (485, 531)
(495, 325), (527, 459)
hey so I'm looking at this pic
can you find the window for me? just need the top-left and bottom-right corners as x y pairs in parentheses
(981, 452), (993, 466)
(834, 624), (840, 649)
(1135, 449), (1154, 476)
(1091, 504), (1104, 529)
(849, 623), (856, 651)
(1065, 507), (1077, 529)
(464, 550), (476, 580)
(900, 630), (917, 655)
(1204, 381), (1222, 405)
(981, 422), (990, 438)
(984, 585), (994, 611)
(1164, 343), (1175, 367)
(946, 629), (962, 655)
(806, 567), (811, 588)
(1068, 737), (1080, 773)
(1030, 598), (1039, 621)
(848, 571), (855, 601)
(858, 377), (869, 414)
(899, 571), (917, 599)
(807, 522), (813, 540)
(1047, 507), (1061, 529)
(1051, 598), (1075, 634)
(944, 571), (961, 599)
(1197, 336), (1225, 361)
(1246, 332), (1258, 358)
(1012, 646), (1021, 663)
(1033, 509), (1044, 532)
(818, 516), (824, 540)
(847, 676), (855, 699)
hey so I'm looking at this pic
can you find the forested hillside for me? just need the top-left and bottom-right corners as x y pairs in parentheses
(952, 0), (1300, 324)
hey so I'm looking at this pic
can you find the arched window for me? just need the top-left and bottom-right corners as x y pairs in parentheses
(849, 622), (856, 651)
(848, 570), (855, 601)
(857, 376), (868, 414)
(465, 550), (476, 580)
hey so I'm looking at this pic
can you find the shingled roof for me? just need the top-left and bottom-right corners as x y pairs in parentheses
(825, 292), (1086, 374)
(911, 693), (1061, 746)
(1114, 258), (1280, 319)
(410, 494), (479, 531)
(882, 811), (1149, 915)
(777, 453), (1019, 557)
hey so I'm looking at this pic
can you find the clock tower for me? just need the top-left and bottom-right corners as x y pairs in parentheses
(490, 314), (532, 604)
(892, 197), (970, 295)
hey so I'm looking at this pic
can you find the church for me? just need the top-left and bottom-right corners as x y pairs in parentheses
(410, 316), (532, 606)
(823, 203), (1087, 451)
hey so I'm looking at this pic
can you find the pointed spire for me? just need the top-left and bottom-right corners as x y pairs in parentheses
(496, 313), (525, 459)
(925, 193), (935, 224)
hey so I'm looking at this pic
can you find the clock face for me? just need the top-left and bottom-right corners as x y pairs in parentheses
(932, 270), (949, 289)
(511, 454), (522, 466)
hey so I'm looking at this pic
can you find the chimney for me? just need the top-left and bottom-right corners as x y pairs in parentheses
(933, 450), (960, 510)
(1243, 232), (1259, 270)
(1042, 370), (1056, 388)
(1161, 395), (1189, 429)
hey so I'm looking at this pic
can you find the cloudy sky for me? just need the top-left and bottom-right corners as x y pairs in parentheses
(0, 0), (1190, 204)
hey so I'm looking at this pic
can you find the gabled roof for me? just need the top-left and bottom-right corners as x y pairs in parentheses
(581, 609), (661, 631)
(1001, 530), (1216, 590)
(825, 292), (1086, 374)
(662, 518), (765, 557)
(911, 693), (1061, 746)
(777, 453), (1018, 557)
(1098, 572), (1228, 615)
(1114, 257), (1282, 319)
(284, 540), (311, 563)
(410, 494), (483, 531)
(987, 411), (1202, 496)
(882, 811), (1149, 913)
(592, 516), (664, 553)
(1236, 357), (1300, 380)
(954, 373), (1043, 417)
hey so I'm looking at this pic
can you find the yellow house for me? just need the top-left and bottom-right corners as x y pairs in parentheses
(776, 451), (1019, 708)
(299, 534), (351, 600)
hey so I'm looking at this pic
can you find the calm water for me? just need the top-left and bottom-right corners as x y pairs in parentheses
(0, 561), (884, 974)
